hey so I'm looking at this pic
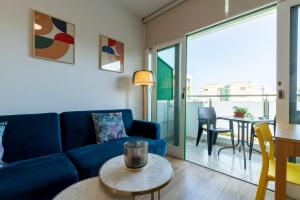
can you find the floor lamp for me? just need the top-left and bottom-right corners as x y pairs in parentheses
(132, 70), (155, 120)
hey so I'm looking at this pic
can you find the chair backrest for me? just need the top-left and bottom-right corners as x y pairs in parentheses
(254, 123), (275, 200)
(198, 107), (217, 128)
(254, 123), (275, 161)
(60, 109), (134, 151)
(0, 113), (62, 163)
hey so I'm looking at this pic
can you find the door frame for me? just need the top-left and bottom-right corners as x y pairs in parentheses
(151, 37), (186, 159)
(275, 1), (300, 198)
(277, 0), (300, 124)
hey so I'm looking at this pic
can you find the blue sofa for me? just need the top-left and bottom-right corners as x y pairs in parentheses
(60, 109), (167, 179)
(0, 109), (166, 199)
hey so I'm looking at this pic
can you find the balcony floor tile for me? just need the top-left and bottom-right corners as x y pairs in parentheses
(185, 137), (275, 190)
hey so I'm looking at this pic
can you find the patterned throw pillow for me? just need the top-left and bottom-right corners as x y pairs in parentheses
(0, 122), (7, 168)
(92, 112), (127, 144)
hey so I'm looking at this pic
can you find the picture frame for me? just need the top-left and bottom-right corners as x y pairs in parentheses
(32, 10), (75, 64)
(99, 35), (124, 73)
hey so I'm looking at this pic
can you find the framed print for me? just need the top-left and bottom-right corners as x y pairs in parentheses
(33, 11), (75, 64)
(100, 35), (124, 73)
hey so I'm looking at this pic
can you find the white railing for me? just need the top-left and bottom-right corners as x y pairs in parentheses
(186, 94), (276, 139)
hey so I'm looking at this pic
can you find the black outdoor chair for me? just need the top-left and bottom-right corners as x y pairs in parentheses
(196, 107), (234, 156)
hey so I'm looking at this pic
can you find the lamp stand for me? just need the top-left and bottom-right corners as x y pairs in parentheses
(143, 86), (148, 120)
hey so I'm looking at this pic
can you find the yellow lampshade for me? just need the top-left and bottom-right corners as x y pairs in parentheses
(132, 70), (155, 86)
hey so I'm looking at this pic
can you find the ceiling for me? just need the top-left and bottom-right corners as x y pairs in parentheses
(111, 0), (177, 18)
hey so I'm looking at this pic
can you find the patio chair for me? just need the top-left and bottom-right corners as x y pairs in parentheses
(196, 107), (234, 156)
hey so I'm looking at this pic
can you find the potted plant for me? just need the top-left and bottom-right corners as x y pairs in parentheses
(233, 106), (248, 118)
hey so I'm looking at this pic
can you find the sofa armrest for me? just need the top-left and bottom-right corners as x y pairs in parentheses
(130, 120), (161, 140)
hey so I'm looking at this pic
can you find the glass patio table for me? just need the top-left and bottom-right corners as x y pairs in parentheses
(217, 116), (273, 170)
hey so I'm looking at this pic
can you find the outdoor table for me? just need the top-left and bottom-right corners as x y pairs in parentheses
(218, 116), (273, 170)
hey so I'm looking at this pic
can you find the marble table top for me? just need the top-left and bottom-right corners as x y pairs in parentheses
(53, 177), (132, 200)
(99, 153), (173, 196)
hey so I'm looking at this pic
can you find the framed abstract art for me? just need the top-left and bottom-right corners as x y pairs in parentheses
(32, 11), (75, 64)
(99, 35), (124, 73)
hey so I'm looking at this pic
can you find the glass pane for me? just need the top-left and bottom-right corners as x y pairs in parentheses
(297, 7), (300, 110)
(157, 46), (180, 146)
(290, 6), (300, 123)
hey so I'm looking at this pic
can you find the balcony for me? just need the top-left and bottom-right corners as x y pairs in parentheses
(184, 94), (276, 188)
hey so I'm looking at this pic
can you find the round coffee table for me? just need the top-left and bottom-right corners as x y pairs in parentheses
(99, 153), (173, 200)
(53, 177), (132, 200)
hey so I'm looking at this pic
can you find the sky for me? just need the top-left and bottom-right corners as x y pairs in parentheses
(159, 9), (277, 95)
(158, 47), (175, 67)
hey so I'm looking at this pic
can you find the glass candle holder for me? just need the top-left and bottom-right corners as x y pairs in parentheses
(124, 140), (148, 169)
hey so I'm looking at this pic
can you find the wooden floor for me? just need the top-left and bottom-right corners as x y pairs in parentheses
(136, 157), (274, 200)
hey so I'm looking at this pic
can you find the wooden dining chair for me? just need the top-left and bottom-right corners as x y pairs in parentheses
(254, 123), (300, 200)
(249, 116), (276, 160)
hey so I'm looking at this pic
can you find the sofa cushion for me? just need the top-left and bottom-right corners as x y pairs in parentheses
(0, 113), (62, 163)
(0, 153), (78, 200)
(92, 112), (128, 143)
(60, 109), (134, 151)
(66, 137), (167, 180)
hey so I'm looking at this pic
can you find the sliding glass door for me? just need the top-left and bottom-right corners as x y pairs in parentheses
(184, 5), (277, 187)
(151, 38), (186, 159)
(277, 0), (300, 124)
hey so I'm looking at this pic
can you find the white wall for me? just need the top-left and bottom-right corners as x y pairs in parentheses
(0, 0), (144, 118)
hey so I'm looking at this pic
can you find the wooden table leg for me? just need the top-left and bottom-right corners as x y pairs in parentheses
(151, 192), (154, 200)
(275, 140), (289, 200)
(158, 190), (160, 200)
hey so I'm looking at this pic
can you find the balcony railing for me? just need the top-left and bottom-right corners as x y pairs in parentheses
(185, 94), (276, 140)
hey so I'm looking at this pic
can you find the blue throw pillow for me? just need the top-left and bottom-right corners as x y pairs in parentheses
(92, 112), (127, 144)
(0, 122), (7, 168)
